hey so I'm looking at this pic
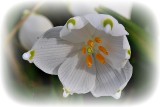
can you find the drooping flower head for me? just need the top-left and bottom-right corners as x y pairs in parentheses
(19, 13), (53, 50)
(23, 14), (132, 99)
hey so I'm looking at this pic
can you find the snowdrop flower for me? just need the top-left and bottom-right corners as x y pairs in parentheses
(23, 14), (132, 99)
(19, 12), (53, 50)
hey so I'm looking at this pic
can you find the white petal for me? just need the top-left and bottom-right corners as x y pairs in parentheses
(122, 36), (131, 67)
(123, 36), (131, 59)
(84, 14), (128, 36)
(112, 61), (133, 99)
(63, 87), (73, 98)
(84, 14), (117, 32)
(24, 27), (81, 75)
(84, 14), (118, 29)
(104, 25), (111, 33)
(68, 23), (74, 31)
(32, 39), (80, 75)
(110, 24), (129, 36)
(112, 90), (121, 99)
(19, 14), (53, 50)
(22, 52), (31, 61)
(63, 91), (69, 98)
(91, 62), (125, 97)
(58, 53), (96, 94)
(91, 60), (132, 97)
(60, 16), (95, 43)
(103, 34), (126, 70)
(42, 26), (63, 39)
(119, 61), (133, 90)
(92, 30), (128, 70)
(123, 36), (130, 50)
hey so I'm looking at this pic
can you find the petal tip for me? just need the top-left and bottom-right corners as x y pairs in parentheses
(63, 91), (69, 98)
(112, 90), (122, 99)
(63, 87), (73, 98)
(22, 52), (31, 61)
(125, 31), (129, 35)
(104, 24), (111, 33)
(67, 23), (74, 31)
(22, 50), (35, 63)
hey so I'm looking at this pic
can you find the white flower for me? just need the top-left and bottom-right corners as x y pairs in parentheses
(19, 12), (53, 50)
(22, 14), (132, 99)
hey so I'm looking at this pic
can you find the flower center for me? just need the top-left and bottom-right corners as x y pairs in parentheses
(82, 36), (109, 68)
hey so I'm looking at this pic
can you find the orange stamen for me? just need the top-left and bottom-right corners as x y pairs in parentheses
(96, 53), (106, 64)
(94, 37), (102, 43)
(82, 46), (86, 55)
(98, 46), (109, 55)
(86, 55), (92, 68)
(87, 40), (94, 47)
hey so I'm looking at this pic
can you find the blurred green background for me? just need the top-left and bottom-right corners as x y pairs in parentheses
(4, 2), (157, 104)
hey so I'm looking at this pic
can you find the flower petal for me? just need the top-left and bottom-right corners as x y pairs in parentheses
(112, 90), (121, 99)
(23, 27), (81, 75)
(42, 26), (63, 39)
(63, 87), (73, 98)
(91, 62), (125, 97)
(58, 53), (96, 94)
(60, 16), (95, 43)
(97, 31), (126, 70)
(92, 29), (130, 70)
(123, 36), (131, 59)
(122, 36), (131, 67)
(91, 61), (132, 97)
(119, 61), (133, 90)
(123, 36), (130, 50)
(111, 61), (133, 99)
(110, 24), (129, 36)
(84, 14), (128, 36)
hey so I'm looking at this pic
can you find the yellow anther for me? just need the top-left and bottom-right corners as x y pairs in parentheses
(98, 46), (109, 55)
(82, 46), (86, 55)
(87, 40), (94, 47)
(86, 55), (93, 68)
(94, 37), (102, 43)
(96, 53), (106, 64)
